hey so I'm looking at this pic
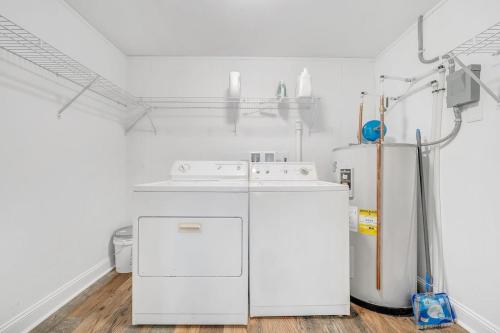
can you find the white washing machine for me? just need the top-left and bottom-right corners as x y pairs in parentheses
(249, 162), (350, 317)
(132, 161), (248, 325)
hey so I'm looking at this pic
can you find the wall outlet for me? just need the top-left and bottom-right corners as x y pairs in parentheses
(249, 151), (288, 162)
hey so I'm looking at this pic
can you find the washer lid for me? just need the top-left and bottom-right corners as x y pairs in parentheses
(134, 179), (249, 192)
(249, 180), (347, 192)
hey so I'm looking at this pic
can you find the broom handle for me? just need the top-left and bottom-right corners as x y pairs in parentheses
(416, 129), (433, 293)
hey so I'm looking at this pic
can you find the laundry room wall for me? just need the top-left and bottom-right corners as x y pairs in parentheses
(0, 1), (129, 332)
(126, 57), (375, 184)
(375, 0), (500, 332)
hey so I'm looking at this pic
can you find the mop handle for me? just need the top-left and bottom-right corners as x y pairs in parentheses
(416, 129), (433, 293)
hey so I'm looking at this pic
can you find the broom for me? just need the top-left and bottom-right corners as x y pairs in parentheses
(412, 129), (455, 330)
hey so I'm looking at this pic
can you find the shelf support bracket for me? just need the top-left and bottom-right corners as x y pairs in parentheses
(125, 107), (156, 135)
(453, 56), (500, 104)
(57, 76), (99, 118)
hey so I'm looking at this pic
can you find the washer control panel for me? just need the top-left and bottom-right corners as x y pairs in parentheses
(250, 162), (318, 180)
(171, 161), (248, 180)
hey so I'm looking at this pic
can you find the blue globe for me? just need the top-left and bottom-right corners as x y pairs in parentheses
(362, 120), (387, 142)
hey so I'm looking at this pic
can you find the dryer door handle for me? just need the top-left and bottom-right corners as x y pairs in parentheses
(178, 223), (201, 231)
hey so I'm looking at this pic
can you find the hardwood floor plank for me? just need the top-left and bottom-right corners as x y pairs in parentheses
(69, 272), (130, 317)
(222, 325), (248, 333)
(31, 272), (468, 333)
(31, 271), (118, 333)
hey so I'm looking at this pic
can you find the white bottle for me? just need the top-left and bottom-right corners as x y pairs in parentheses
(229, 71), (241, 97)
(296, 68), (312, 97)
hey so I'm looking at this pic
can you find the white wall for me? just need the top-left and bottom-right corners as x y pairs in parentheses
(375, 0), (500, 332)
(127, 57), (375, 184)
(0, 1), (129, 332)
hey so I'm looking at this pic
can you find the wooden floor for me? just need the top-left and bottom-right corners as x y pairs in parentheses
(32, 271), (467, 333)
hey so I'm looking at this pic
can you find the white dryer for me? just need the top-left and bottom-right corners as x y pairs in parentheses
(249, 162), (350, 317)
(132, 161), (248, 325)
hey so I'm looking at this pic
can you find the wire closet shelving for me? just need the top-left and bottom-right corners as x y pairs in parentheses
(0, 14), (145, 119)
(139, 96), (320, 110)
(127, 96), (320, 135)
(0, 14), (320, 134)
(448, 21), (500, 57)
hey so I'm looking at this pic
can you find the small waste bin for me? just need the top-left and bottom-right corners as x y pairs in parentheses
(113, 226), (132, 273)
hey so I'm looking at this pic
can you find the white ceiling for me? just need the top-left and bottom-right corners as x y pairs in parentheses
(64, 0), (440, 57)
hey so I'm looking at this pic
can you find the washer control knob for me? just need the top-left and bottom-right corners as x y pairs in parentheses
(178, 163), (190, 173)
(300, 168), (310, 175)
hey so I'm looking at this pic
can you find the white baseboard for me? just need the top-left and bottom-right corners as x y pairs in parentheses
(450, 297), (500, 333)
(0, 258), (114, 333)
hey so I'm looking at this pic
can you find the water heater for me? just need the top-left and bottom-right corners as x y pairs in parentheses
(332, 143), (417, 314)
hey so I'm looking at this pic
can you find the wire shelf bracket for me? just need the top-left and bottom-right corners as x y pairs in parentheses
(57, 75), (99, 118)
(125, 107), (156, 135)
(0, 14), (144, 120)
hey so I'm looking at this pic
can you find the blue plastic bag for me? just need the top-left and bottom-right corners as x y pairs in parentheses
(412, 292), (456, 329)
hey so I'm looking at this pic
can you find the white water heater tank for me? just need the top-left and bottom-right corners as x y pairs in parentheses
(332, 143), (417, 314)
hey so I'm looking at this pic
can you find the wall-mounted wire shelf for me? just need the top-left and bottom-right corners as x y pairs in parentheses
(0, 14), (320, 134)
(0, 14), (145, 118)
(125, 96), (320, 135)
(448, 22), (500, 57)
(139, 96), (320, 111)
(446, 21), (500, 104)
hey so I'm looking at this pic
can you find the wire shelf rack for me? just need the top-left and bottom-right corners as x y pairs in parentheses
(0, 14), (320, 133)
(0, 14), (141, 110)
(139, 96), (320, 111)
(448, 21), (500, 57)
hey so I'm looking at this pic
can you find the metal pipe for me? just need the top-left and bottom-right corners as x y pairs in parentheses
(386, 81), (433, 112)
(379, 75), (413, 83)
(295, 120), (303, 162)
(376, 142), (382, 290)
(418, 15), (440, 64)
(376, 95), (385, 290)
(357, 93), (366, 144)
(379, 96), (385, 142)
(396, 81), (433, 102)
(412, 65), (442, 83)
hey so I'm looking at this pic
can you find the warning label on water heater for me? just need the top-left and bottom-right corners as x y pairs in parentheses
(358, 209), (377, 235)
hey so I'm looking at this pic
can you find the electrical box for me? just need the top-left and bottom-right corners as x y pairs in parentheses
(446, 64), (481, 108)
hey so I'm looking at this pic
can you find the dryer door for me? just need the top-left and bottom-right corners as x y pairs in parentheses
(138, 217), (243, 277)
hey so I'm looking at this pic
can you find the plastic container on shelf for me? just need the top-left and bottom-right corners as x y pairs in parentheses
(296, 68), (312, 97)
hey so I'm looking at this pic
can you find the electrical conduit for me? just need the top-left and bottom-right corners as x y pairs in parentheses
(295, 120), (303, 162)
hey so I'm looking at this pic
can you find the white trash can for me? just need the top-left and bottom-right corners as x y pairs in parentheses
(113, 226), (132, 273)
